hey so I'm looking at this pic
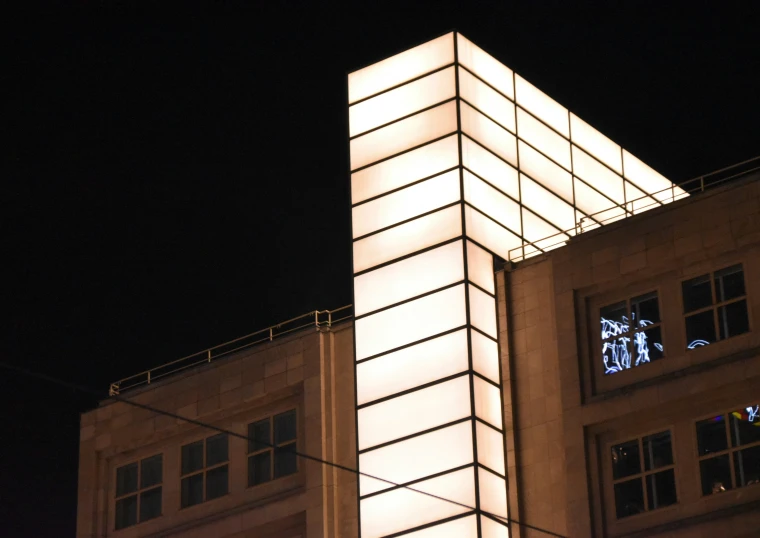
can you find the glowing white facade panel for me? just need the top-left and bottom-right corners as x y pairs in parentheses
(351, 135), (459, 204)
(349, 31), (684, 538)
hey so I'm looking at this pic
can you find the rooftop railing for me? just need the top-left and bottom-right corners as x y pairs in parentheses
(108, 305), (352, 395)
(508, 156), (760, 263)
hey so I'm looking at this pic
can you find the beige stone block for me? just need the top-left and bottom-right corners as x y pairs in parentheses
(592, 260), (619, 283)
(220, 373), (242, 393)
(80, 425), (95, 442)
(197, 395), (220, 415)
(94, 433), (111, 451)
(265, 358), (287, 377)
(674, 233), (703, 257)
(620, 251), (647, 274)
(287, 352), (304, 370)
(220, 387), (242, 408)
(591, 245), (619, 267)
(177, 402), (198, 420)
(265, 372), (287, 392)
(95, 405), (112, 422)
(528, 374), (545, 400)
(287, 366), (304, 385)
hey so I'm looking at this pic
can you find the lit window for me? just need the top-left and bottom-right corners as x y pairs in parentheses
(600, 291), (664, 375)
(610, 431), (677, 519)
(682, 264), (749, 350)
(247, 410), (298, 487)
(696, 404), (760, 495)
(114, 454), (162, 530)
(180, 433), (228, 508)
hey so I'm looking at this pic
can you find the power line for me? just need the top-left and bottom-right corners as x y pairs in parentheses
(0, 360), (567, 538)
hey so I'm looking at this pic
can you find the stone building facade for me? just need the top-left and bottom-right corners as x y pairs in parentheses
(78, 174), (760, 537)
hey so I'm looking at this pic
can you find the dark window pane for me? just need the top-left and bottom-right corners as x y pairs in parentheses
(115, 495), (137, 530)
(116, 463), (138, 497)
(696, 416), (728, 456)
(274, 443), (298, 478)
(718, 300), (749, 340)
(141, 454), (162, 489)
(715, 265), (745, 302)
(614, 478), (645, 519)
(139, 487), (162, 522)
(248, 452), (272, 486)
(612, 439), (641, 479)
(274, 410), (297, 444)
(646, 469), (677, 510)
(700, 455), (732, 495)
(206, 465), (228, 500)
(632, 292), (660, 325)
(206, 434), (228, 466)
(602, 336), (631, 375)
(682, 274), (712, 313)
(730, 406), (760, 447)
(181, 473), (203, 508)
(181, 441), (204, 475)
(686, 310), (716, 349)
(634, 326), (664, 366)
(734, 445), (760, 488)
(248, 419), (271, 453)
(601, 301), (628, 339)
(642, 431), (673, 471)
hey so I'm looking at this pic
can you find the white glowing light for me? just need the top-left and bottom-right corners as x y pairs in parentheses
(687, 339), (710, 349)
(601, 314), (663, 374)
(747, 406), (759, 422)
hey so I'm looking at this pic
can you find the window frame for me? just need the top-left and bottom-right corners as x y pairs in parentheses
(694, 402), (760, 496)
(247, 408), (299, 488)
(114, 453), (163, 530)
(599, 290), (666, 376)
(681, 263), (751, 351)
(179, 433), (229, 509)
(606, 428), (679, 521)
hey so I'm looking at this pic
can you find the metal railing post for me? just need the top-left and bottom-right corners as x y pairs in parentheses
(147, 371), (151, 385)
(207, 349), (212, 362)
(269, 327), (273, 341)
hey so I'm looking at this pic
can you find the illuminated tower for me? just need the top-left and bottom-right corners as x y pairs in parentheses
(348, 32), (685, 538)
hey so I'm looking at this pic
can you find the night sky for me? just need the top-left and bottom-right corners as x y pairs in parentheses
(4, 3), (760, 536)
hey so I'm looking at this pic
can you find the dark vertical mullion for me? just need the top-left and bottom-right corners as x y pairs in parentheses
(724, 414), (737, 488)
(568, 109), (578, 233)
(639, 437), (649, 511)
(454, 33), (482, 538)
(513, 69), (524, 262)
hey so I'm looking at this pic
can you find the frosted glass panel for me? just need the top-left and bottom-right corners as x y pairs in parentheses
(458, 67), (515, 133)
(476, 421), (505, 475)
(461, 135), (519, 200)
(480, 516), (509, 538)
(401, 515), (478, 538)
(573, 178), (626, 225)
(521, 208), (568, 251)
(570, 114), (622, 174)
(474, 376), (502, 429)
(360, 468), (475, 538)
(468, 284), (497, 339)
(572, 145), (624, 204)
(623, 150), (673, 203)
(464, 206), (523, 261)
(478, 468), (508, 519)
(351, 101), (457, 170)
(520, 174), (575, 232)
(515, 74), (569, 137)
(354, 241), (464, 316)
(353, 205), (461, 274)
(352, 170), (460, 239)
(516, 108), (571, 170)
(456, 34), (514, 99)
(350, 67), (456, 137)
(519, 140), (573, 204)
(355, 284), (467, 361)
(356, 330), (469, 405)
(471, 329), (500, 384)
(466, 240), (495, 295)
(460, 102), (517, 167)
(358, 375), (471, 449)
(360, 421), (473, 495)
(625, 180), (658, 214)
(464, 171), (521, 234)
(348, 33), (455, 104)
(351, 135), (459, 204)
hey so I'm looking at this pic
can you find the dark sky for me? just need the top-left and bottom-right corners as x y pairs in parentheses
(3, 3), (759, 536)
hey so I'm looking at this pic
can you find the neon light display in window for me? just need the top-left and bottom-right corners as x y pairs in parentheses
(601, 313), (663, 374)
